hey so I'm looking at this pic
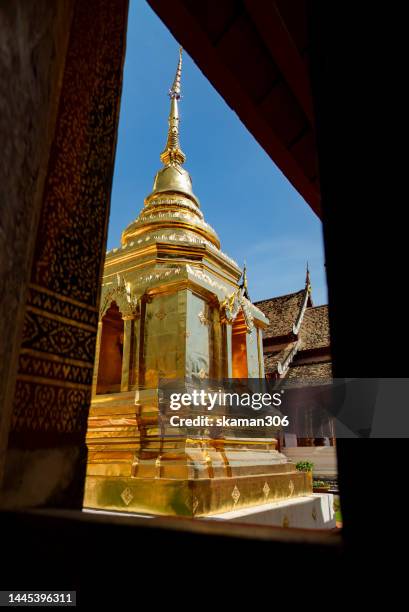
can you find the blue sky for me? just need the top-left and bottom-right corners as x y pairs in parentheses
(108, 0), (328, 305)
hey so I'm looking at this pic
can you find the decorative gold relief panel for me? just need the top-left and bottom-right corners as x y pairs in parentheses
(186, 291), (211, 380)
(142, 291), (186, 387)
(10, 0), (129, 444)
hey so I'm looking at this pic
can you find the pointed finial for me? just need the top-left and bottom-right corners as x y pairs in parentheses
(160, 47), (186, 166)
(169, 46), (183, 99)
(306, 261), (311, 292)
(241, 261), (250, 299)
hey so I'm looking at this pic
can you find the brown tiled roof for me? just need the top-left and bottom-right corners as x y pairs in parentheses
(286, 361), (333, 381)
(255, 290), (305, 339)
(258, 286), (331, 379)
(299, 305), (330, 350)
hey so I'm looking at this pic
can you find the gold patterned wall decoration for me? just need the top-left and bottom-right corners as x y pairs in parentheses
(9, 0), (129, 444)
(32, 2), (128, 306)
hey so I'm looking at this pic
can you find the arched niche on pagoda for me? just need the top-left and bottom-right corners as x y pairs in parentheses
(96, 301), (124, 394)
(231, 311), (249, 378)
(93, 277), (141, 396)
(220, 289), (264, 379)
(99, 276), (139, 321)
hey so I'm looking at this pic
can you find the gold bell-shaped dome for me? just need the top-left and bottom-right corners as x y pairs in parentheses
(148, 164), (199, 207)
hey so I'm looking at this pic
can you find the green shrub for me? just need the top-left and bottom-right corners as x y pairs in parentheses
(313, 480), (329, 489)
(295, 460), (314, 472)
(313, 480), (326, 488)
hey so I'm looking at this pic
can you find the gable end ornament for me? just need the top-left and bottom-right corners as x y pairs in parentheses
(277, 340), (301, 376)
(293, 288), (310, 335)
(220, 289), (254, 333)
(99, 274), (140, 320)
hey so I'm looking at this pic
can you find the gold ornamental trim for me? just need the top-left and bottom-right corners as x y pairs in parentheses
(29, 283), (99, 312)
(26, 305), (96, 332)
(17, 374), (91, 391)
(122, 220), (220, 249)
(19, 348), (94, 369)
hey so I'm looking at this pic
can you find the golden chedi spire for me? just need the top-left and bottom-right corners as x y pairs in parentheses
(148, 46), (199, 205)
(121, 47), (220, 248)
(160, 46), (186, 166)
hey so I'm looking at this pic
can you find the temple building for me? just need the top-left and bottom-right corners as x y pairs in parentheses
(255, 277), (336, 479)
(255, 268), (332, 382)
(84, 49), (312, 517)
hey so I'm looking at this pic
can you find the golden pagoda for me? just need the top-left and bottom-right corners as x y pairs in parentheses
(84, 49), (311, 516)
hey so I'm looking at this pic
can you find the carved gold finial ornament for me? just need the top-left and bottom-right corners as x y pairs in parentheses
(160, 46), (185, 167)
(242, 262), (248, 290)
(171, 46), (183, 96)
(240, 260), (250, 300)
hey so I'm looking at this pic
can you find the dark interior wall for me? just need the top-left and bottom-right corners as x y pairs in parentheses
(306, 2), (407, 544)
(0, 0), (74, 483)
(0, 0), (129, 510)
